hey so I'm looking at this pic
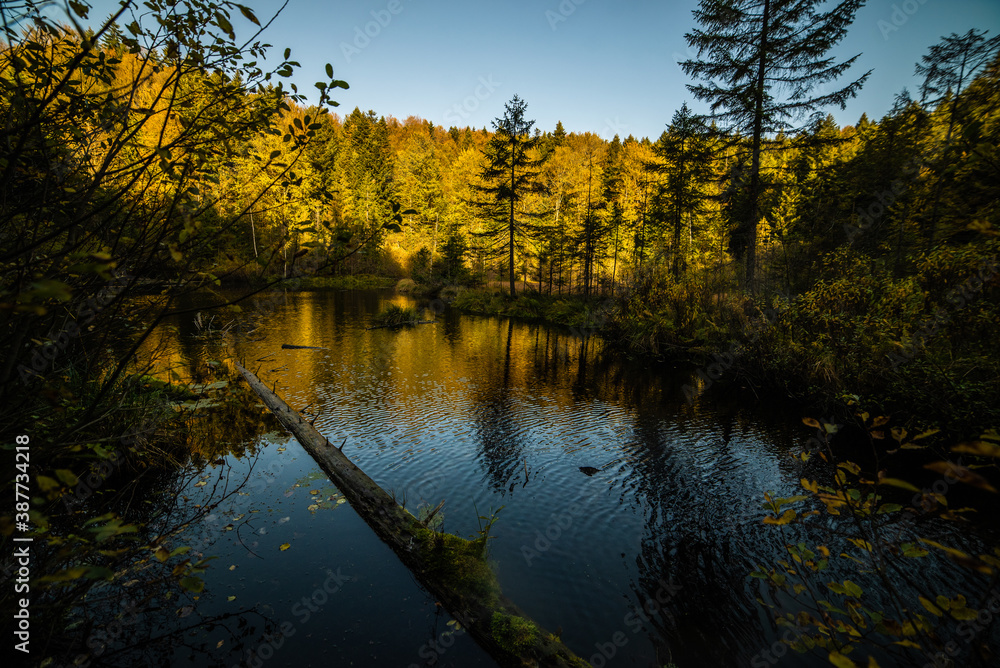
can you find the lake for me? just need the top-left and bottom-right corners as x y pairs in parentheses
(109, 287), (998, 668)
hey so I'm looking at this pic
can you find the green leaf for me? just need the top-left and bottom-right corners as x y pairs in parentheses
(325, 63), (333, 78)
(237, 4), (260, 25)
(216, 12), (234, 38)
(68, 0), (89, 19)
(269, 150), (281, 160)
(843, 580), (863, 598)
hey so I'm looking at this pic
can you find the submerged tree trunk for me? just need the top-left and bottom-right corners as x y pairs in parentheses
(234, 362), (588, 668)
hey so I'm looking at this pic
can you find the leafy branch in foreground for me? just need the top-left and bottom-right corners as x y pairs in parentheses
(752, 413), (1000, 667)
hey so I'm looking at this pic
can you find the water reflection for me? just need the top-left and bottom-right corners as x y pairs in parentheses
(125, 287), (1000, 668)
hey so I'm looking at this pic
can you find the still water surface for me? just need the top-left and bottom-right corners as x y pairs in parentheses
(131, 287), (996, 668)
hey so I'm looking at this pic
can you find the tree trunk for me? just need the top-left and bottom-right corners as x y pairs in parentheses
(746, 0), (771, 295)
(234, 362), (588, 668)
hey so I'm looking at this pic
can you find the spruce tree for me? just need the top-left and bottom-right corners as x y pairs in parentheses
(682, 0), (870, 291)
(469, 95), (547, 297)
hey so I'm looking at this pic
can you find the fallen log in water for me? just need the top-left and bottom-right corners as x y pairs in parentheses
(234, 361), (587, 668)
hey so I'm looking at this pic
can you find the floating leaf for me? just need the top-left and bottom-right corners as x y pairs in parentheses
(177, 605), (195, 618)
(227, 595), (236, 602)
(307, 504), (319, 511)
(802, 417), (821, 429)
(279, 543), (291, 551)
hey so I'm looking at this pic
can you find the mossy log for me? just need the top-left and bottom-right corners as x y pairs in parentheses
(234, 361), (588, 668)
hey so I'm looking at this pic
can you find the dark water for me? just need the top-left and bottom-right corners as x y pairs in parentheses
(111, 287), (998, 668)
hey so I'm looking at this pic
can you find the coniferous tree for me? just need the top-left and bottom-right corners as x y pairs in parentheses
(469, 95), (547, 297)
(682, 0), (870, 291)
(647, 103), (715, 279)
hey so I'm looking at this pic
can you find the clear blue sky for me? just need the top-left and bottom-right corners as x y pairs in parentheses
(72, 0), (1000, 139)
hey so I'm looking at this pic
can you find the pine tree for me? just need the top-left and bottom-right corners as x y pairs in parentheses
(682, 0), (870, 291)
(469, 95), (547, 297)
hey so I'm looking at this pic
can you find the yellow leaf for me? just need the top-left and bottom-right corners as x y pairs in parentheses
(154, 546), (170, 563)
(951, 441), (1000, 458)
(37, 475), (61, 492)
(763, 509), (797, 525)
(878, 477), (919, 492)
(829, 651), (857, 668)
(279, 543), (291, 551)
(950, 607), (978, 621)
(919, 596), (943, 616)
(893, 640), (921, 649)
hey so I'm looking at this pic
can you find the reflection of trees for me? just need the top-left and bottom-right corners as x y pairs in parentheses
(470, 319), (526, 495)
(35, 443), (276, 666)
(27, 361), (283, 664)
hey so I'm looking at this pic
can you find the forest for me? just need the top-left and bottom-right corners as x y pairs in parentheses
(2, 0), (1000, 666)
